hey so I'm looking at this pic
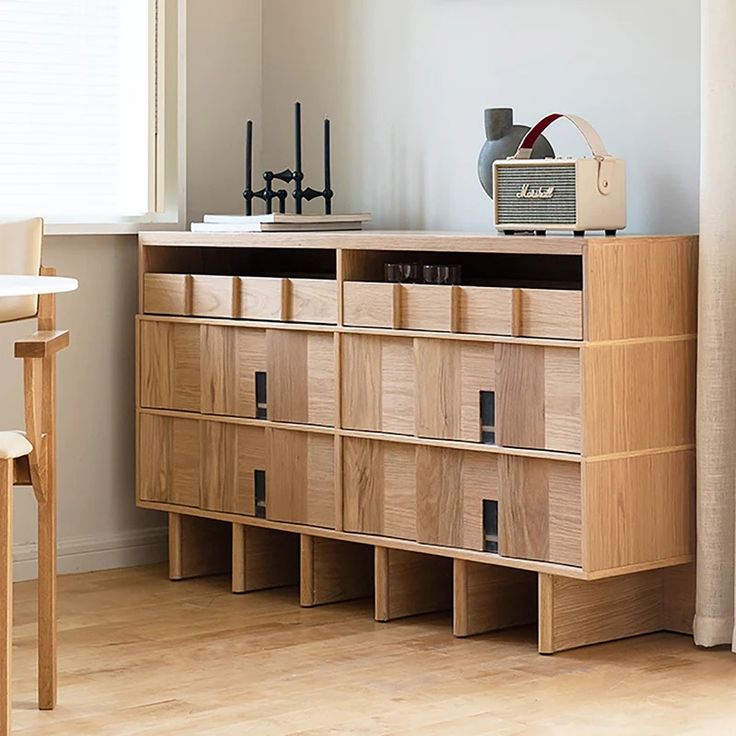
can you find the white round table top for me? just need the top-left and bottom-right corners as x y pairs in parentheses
(0, 275), (78, 298)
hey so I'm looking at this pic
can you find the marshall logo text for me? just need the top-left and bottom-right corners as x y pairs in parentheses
(515, 184), (555, 200)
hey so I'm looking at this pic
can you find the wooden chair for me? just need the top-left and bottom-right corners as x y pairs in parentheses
(0, 218), (69, 735)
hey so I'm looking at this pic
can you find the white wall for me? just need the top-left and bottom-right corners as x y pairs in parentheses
(261, 0), (700, 234)
(1, 0), (263, 581)
(187, 0), (262, 222)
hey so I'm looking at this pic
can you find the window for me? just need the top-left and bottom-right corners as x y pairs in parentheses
(0, 0), (179, 229)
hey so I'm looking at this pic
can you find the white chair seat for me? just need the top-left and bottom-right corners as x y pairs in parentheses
(0, 431), (32, 460)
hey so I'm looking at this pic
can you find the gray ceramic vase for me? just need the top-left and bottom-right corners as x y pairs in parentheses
(478, 108), (555, 199)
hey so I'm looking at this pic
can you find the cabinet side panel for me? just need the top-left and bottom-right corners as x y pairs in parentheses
(582, 339), (696, 456)
(584, 450), (695, 572)
(584, 236), (698, 341)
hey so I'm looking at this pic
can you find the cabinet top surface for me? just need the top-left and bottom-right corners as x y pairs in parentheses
(139, 230), (697, 255)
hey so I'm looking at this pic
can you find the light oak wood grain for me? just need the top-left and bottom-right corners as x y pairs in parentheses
(538, 570), (665, 653)
(343, 438), (417, 539)
(141, 229), (589, 254)
(168, 513), (230, 581)
(341, 334), (415, 435)
(416, 447), (498, 550)
(499, 456), (582, 566)
(519, 288), (582, 340)
(415, 339), (495, 443)
(399, 284), (454, 332)
(496, 344), (581, 453)
(300, 535), (373, 606)
(231, 524), (299, 593)
(139, 414), (201, 507)
(374, 547), (453, 621)
(200, 325), (266, 418)
(343, 281), (398, 329)
(584, 235), (698, 341)
(457, 286), (514, 336)
(191, 275), (237, 318)
(7, 564), (719, 734)
(238, 276), (284, 321)
(583, 449), (694, 572)
(140, 321), (201, 412)
(289, 278), (337, 324)
(267, 331), (335, 427)
(0, 461), (11, 736)
(582, 338), (696, 456)
(453, 559), (537, 637)
(200, 422), (265, 516)
(267, 430), (335, 528)
(143, 272), (190, 315)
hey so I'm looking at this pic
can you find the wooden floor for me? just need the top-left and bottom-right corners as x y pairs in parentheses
(8, 565), (736, 735)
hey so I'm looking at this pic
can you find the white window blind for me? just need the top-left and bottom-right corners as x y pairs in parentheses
(0, 0), (151, 221)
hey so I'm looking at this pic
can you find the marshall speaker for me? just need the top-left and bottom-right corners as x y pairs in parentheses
(493, 113), (626, 236)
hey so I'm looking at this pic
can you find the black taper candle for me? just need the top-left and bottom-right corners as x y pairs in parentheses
(244, 120), (253, 215)
(294, 101), (303, 214)
(323, 117), (332, 215)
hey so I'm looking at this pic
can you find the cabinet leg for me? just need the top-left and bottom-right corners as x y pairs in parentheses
(375, 548), (452, 622)
(232, 524), (299, 594)
(538, 570), (665, 653)
(453, 560), (536, 637)
(299, 535), (373, 607)
(168, 513), (230, 581)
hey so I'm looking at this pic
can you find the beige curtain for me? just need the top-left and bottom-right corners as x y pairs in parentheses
(694, 0), (736, 650)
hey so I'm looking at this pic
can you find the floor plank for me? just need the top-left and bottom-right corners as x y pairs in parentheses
(8, 565), (734, 735)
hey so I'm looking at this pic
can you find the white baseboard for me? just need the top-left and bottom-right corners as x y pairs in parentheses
(13, 526), (168, 582)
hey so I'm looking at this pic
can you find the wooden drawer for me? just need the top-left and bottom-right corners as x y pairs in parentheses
(343, 281), (398, 329)
(496, 344), (581, 453)
(191, 275), (236, 318)
(138, 413), (200, 507)
(498, 456), (582, 566)
(143, 273), (189, 315)
(238, 277), (285, 321)
(343, 437), (417, 540)
(289, 278), (337, 324)
(416, 446), (498, 550)
(399, 284), (454, 331)
(267, 429), (335, 528)
(200, 325), (266, 418)
(519, 289), (582, 340)
(415, 340), (495, 443)
(266, 330), (335, 427)
(201, 421), (265, 516)
(456, 286), (514, 336)
(341, 334), (415, 435)
(140, 321), (201, 412)
(343, 437), (499, 551)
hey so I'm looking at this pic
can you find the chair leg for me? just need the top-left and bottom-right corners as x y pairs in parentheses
(37, 488), (56, 710)
(0, 460), (13, 736)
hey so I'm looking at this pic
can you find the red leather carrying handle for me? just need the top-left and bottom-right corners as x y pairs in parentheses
(514, 113), (610, 160)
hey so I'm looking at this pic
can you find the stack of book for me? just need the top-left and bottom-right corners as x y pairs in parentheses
(190, 213), (372, 233)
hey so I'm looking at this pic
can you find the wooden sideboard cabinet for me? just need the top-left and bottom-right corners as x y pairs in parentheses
(136, 231), (697, 653)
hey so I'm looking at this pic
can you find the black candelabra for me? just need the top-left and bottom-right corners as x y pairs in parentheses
(243, 102), (334, 216)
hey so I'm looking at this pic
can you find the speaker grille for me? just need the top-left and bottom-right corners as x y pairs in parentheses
(496, 164), (576, 225)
